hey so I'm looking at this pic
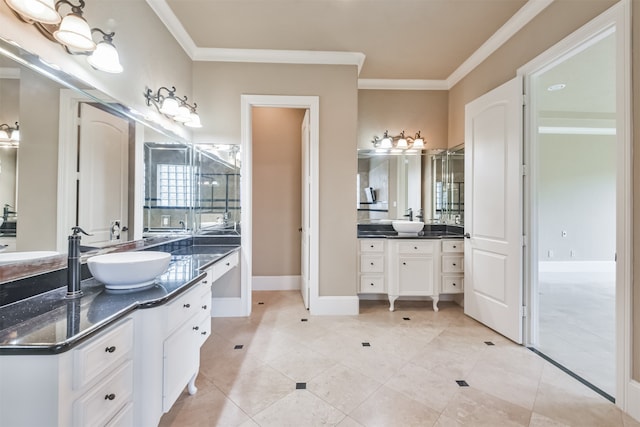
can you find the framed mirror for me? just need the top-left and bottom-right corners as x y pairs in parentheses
(431, 144), (465, 224)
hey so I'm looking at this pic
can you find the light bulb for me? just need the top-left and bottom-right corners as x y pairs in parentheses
(160, 97), (179, 116)
(54, 13), (96, 51)
(173, 105), (191, 122)
(185, 112), (202, 128)
(87, 41), (123, 73)
(5, 0), (60, 24)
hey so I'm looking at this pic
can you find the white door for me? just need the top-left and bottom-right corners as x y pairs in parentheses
(300, 109), (310, 309)
(464, 77), (523, 344)
(78, 103), (130, 246)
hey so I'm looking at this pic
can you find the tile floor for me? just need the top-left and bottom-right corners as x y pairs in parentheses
(159, 291), (639, 427)
(538, 271), (616, 397)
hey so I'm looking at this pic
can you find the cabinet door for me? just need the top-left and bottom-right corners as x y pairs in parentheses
(163, 325), (199, 412)
(398, 257), (434, 295)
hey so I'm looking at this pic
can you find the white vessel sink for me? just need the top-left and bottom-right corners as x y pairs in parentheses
(392, 220), (425, 236)
(0, 251), (59, 264)
(88, 251), (171, 290)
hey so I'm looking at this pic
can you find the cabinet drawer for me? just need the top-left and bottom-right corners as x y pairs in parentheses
(105, 403), (133, 427)
(442, 240), (464, 253)
(360, 255), (384, 273)
(73, 361), (133, 427)
(441, 276), (464, 293)
(398, 241), (436, 255)
(442, 255), (463, 273)
(195, 311), (212, 346)
(166, 285), (203, 333)
(359, 275), (385, 293)
(208, 251), (239, 282)
(73, 318), (133, 390)
(360, 240), (385, 253)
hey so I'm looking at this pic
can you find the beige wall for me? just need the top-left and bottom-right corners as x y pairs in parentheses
(357, 90), (448, 150)
(448, 0), (617, 147)
(193, 62), (358, 297)
(252, 107), (305, 276)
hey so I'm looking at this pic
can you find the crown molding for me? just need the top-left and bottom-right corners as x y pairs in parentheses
(358, 79), (448, 90)
(0, 67), (20, 79)
(148, 0), (554, 88)
(446, 0), (555, 88)
(193, 48), (366, 73)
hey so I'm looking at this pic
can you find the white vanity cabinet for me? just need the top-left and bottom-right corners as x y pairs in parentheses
(358, 239), (386, 294)
(441, 239), (464, 295)
(0, 317), (135, 427)
(387, 240), (441, 312)
(135, 276), (212, 426)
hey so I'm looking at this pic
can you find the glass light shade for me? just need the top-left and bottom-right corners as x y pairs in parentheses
(397, 137), (408, 148)
(185, 112), (202, 128)
(87, 41), (123, 73)
(173, 105), (191, 122)
(10, 129), (20, 141)
(0, 130), (9, 140)
(159, 97), (179, 116)
(6, 0), (60, 24)
(53, 13), (96, 51)
(380, 137), (393, 149)
(412, 138), (424, 148)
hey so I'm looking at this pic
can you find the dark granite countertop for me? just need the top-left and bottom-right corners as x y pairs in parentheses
(0, 245), (239, 355)
(357, 223), (464, 239)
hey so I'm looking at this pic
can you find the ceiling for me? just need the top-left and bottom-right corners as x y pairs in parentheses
(151, 0), (550, 88)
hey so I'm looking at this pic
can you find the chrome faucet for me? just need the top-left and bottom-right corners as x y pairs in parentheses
(404, 208), (413, 221)
(2, 204), (16, 221)
(66, 226), (90, 299)
(416, 209), (424, 221)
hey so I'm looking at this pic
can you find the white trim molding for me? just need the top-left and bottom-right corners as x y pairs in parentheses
(147, 0), (552, 87)
(0, 67), (19, 79)
(358, 79), (448, 91)
(253, 276), (301, 291)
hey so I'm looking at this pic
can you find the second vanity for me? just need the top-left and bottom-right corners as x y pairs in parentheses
(0, 238), (239, 427)
(357, 223), (464, 311)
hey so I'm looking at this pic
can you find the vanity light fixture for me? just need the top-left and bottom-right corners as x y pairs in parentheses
(0, 122), (20, 142)
(4, 0), (124, 73)
(144, 86), (203, 128)
(371, 130), (426, 150)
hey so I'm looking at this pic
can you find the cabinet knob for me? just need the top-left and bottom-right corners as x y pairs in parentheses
(402, 262), (407, 265)
(183, 303), (191, 308)
(370, 245), (374, 248)
(193, 326), (200, 331)
(452, 263), (457, 266)
(453, 245), (457, 249)
(370, 262), (374, 266)
(453, 283), (457, 286)
(104, 393), (116, 401)
(201, 331), (207, 336)
(226, 262), (230, 266)
(202, 305), (208, 310)
(414, 246), (418, 250)
(203, 280), (208, 284)
(370, 283), (374, 286)
(105, 346), (116, 353)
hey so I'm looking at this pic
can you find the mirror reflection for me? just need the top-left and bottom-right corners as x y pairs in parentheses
(357, 146), (464, 225)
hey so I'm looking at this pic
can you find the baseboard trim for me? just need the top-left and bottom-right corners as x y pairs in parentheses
(539, 261), (615, 273)
(252, 275), (301, 291)
(627, 380), (640, 422)
(310, 295), (359, 316)
(211, 297), (245, 317)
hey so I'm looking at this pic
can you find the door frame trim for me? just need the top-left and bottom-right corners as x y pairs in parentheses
(240, 95), (320, 316)
(518, 0), (632, 413)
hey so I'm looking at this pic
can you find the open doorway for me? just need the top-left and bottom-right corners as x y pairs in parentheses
(527, 27), (618, 401)
(251, 107), (307, 300)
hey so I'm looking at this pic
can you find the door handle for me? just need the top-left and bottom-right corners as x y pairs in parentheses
(464, 233), (471, 239)
(121, 226), (128, 232)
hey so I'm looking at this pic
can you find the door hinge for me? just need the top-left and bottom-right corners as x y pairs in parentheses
(521, 235), (528, 247)
(521, 164), (528, 176)
(520, 305), (528, 318)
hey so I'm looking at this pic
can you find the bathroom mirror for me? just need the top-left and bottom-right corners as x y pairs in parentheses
(357, 150), (427, 223)
(193, 144), (241, 235)
(0, 35), (188, 279)
(431, 144), (464, 224)
(357, 146), (465, 225)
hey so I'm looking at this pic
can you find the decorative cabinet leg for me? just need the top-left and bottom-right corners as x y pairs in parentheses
(187, 371), (198, 395)
(432, 296), (440, 312)
(388, 295), (398, 312)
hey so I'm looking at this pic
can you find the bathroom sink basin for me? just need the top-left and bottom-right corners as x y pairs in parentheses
(392, 220), (425, 236)
(87, 251), (171, 290)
